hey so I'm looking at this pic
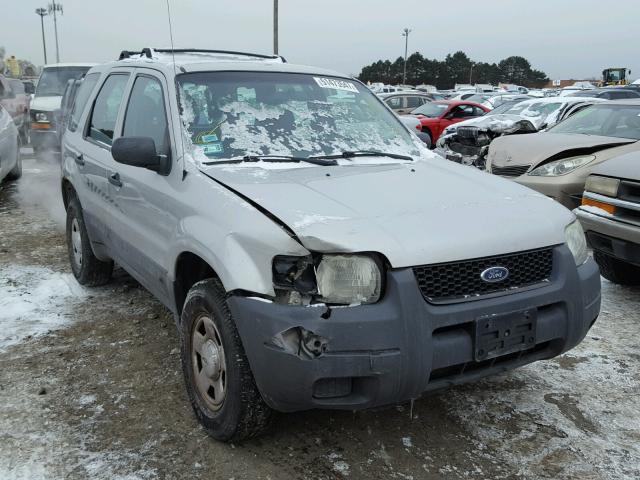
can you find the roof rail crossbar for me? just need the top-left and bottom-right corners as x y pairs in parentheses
(152, 48), (287, 63)
(118, 49), (154, 60)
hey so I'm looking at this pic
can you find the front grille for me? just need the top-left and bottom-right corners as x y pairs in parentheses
(413, 247), (554, 303)
(491, 164), (530, 177)
(618, 180), (640, 204)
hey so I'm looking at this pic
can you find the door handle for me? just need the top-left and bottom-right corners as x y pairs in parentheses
(74, 153), (84, 166)
(108, 172), (122, 187)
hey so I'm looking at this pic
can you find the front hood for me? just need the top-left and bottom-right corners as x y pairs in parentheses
(488, 133), (636, 168)
(30, 95), (62, 112)
(591, 151), (640, 181)
(446, 114), (538, 134)
(200, 159), (573, 267)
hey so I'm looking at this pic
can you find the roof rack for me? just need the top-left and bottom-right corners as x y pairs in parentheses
(118, 48), (287, 63)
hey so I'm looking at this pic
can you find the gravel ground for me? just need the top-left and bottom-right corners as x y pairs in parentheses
(0, 152), (639, 480)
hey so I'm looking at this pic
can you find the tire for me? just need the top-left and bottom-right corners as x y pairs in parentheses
(594, 251), (640, 285)
(180, 278), (272, 442)
(6, 136), (23, 181)
(66, 196), (113, 286)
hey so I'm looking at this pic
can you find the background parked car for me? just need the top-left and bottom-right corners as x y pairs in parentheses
(575, 151), (640, 284)
(380, 92), (433, 114)
(437, 97), (607, 168)
(409, 100), (490, 144)
(568, 88), (640, 100)
(0, 103), (22, 182)
(30, 63), (95, 157)
(486, 100), (640, 209)
(0, 74), (31, 142)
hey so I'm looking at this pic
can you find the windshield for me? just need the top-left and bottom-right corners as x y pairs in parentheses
(569, 90), (600, 97)
(35, 67), (90, 97)
(411, 102), (448, 117)
(466, 94), (495, 104)
(488, 100), (525, 115)
(548, 104), (640, 140)
(504, 101), (562, 119)
(177, 71), (420, 162)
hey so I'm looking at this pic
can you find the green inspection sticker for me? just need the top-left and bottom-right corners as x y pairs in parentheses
(203, 143), (223, 155)
(201, 133), (219, 142)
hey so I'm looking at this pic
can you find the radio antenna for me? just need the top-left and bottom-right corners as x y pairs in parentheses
(165, 0), (188, 176)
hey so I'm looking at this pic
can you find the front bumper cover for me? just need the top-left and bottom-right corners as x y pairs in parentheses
(228, 245), (601, 412)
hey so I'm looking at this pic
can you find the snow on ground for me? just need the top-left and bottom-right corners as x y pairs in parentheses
(0, 265), (86, 352)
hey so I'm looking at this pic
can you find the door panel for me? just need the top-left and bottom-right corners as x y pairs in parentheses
(80, 73), (131, 250)
(106, 72), (179, 304)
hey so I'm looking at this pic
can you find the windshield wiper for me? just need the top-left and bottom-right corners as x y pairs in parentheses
(203, 155), (337, 166)
(311, 150), (414, 162)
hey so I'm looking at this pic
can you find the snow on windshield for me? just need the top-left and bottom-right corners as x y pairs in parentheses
(177, 72), (420, 166)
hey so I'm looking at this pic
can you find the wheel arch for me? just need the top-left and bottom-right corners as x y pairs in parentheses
(61, 177), (77, 210)
(173, 251), (221, 317)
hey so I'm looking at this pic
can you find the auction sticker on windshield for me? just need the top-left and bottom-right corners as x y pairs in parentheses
(314, 77), (359, 93)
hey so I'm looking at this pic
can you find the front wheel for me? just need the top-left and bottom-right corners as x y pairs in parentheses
(180, 278), (272, 442)
(66, 197), (113, 286)
(594, 251), (640, 285)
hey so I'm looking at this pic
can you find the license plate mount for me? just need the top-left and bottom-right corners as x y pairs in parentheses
(474, 309), (537, 362)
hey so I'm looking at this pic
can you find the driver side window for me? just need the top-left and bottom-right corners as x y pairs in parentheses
(122, 76), (170, 156)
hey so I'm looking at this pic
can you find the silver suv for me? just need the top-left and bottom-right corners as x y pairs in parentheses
(61, 48), (601, 442)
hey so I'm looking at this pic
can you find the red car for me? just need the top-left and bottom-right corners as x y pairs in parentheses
(409, 100), (490, 144)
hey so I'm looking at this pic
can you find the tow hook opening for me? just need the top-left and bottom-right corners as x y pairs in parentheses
(267, 326), (328, 359)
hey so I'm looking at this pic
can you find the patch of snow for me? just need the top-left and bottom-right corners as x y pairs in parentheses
(402, 437), (413, 448)
(328, 452), (350, 476)
(78, 394), (97, 406)
(0, 265), (86, 352)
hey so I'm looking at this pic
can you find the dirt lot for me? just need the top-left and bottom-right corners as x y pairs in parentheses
(1, 152), (639, 480)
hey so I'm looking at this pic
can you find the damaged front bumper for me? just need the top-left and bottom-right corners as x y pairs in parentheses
(228, 245), (600, 413)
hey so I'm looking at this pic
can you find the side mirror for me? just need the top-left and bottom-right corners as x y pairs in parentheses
(24, 83), (35, 95)
(111, 136), (170, 175)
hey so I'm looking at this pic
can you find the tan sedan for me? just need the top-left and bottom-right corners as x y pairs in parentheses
(485, 100), (640, 210)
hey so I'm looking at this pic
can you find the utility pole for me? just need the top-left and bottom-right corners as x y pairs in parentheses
(48, 1), (63, 63)
(469, 63), (474, 84)
(273, 0), (279, 55)
(35, 8), (48, 65)
(402, 28), (411, 85)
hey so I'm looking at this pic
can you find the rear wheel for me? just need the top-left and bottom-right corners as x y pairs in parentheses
(180, 278), (272, 442)
(594, 251), (640, 285)
(66, 196), (113, 286)
(6, 136), (23, 181)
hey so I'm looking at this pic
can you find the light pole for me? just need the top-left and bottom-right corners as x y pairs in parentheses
(469, 62), (475, 84)
(402, 28), (411, 85)
(273, 0), (279, 55)
(48, 1), (63, 63)
(35, 8), (48, 65)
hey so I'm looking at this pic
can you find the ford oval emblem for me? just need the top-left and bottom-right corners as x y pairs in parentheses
(480, 266), (510, 283)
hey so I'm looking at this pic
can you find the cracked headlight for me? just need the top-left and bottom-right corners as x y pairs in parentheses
(316, 254), (382, 305)
(528, 155), (596, 176)
(565, 220), (588, 266)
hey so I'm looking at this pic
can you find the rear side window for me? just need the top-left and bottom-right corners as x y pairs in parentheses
(8, 79), (24, 94)
(88, 74), (129, 146)
(122, 76), (169, 155)
(69, 73), (100, 132)
(386, 96), (403, 109)
(406, 96), (423, 108)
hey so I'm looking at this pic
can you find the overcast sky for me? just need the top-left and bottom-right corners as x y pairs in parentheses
(3, 0), (638, 81)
